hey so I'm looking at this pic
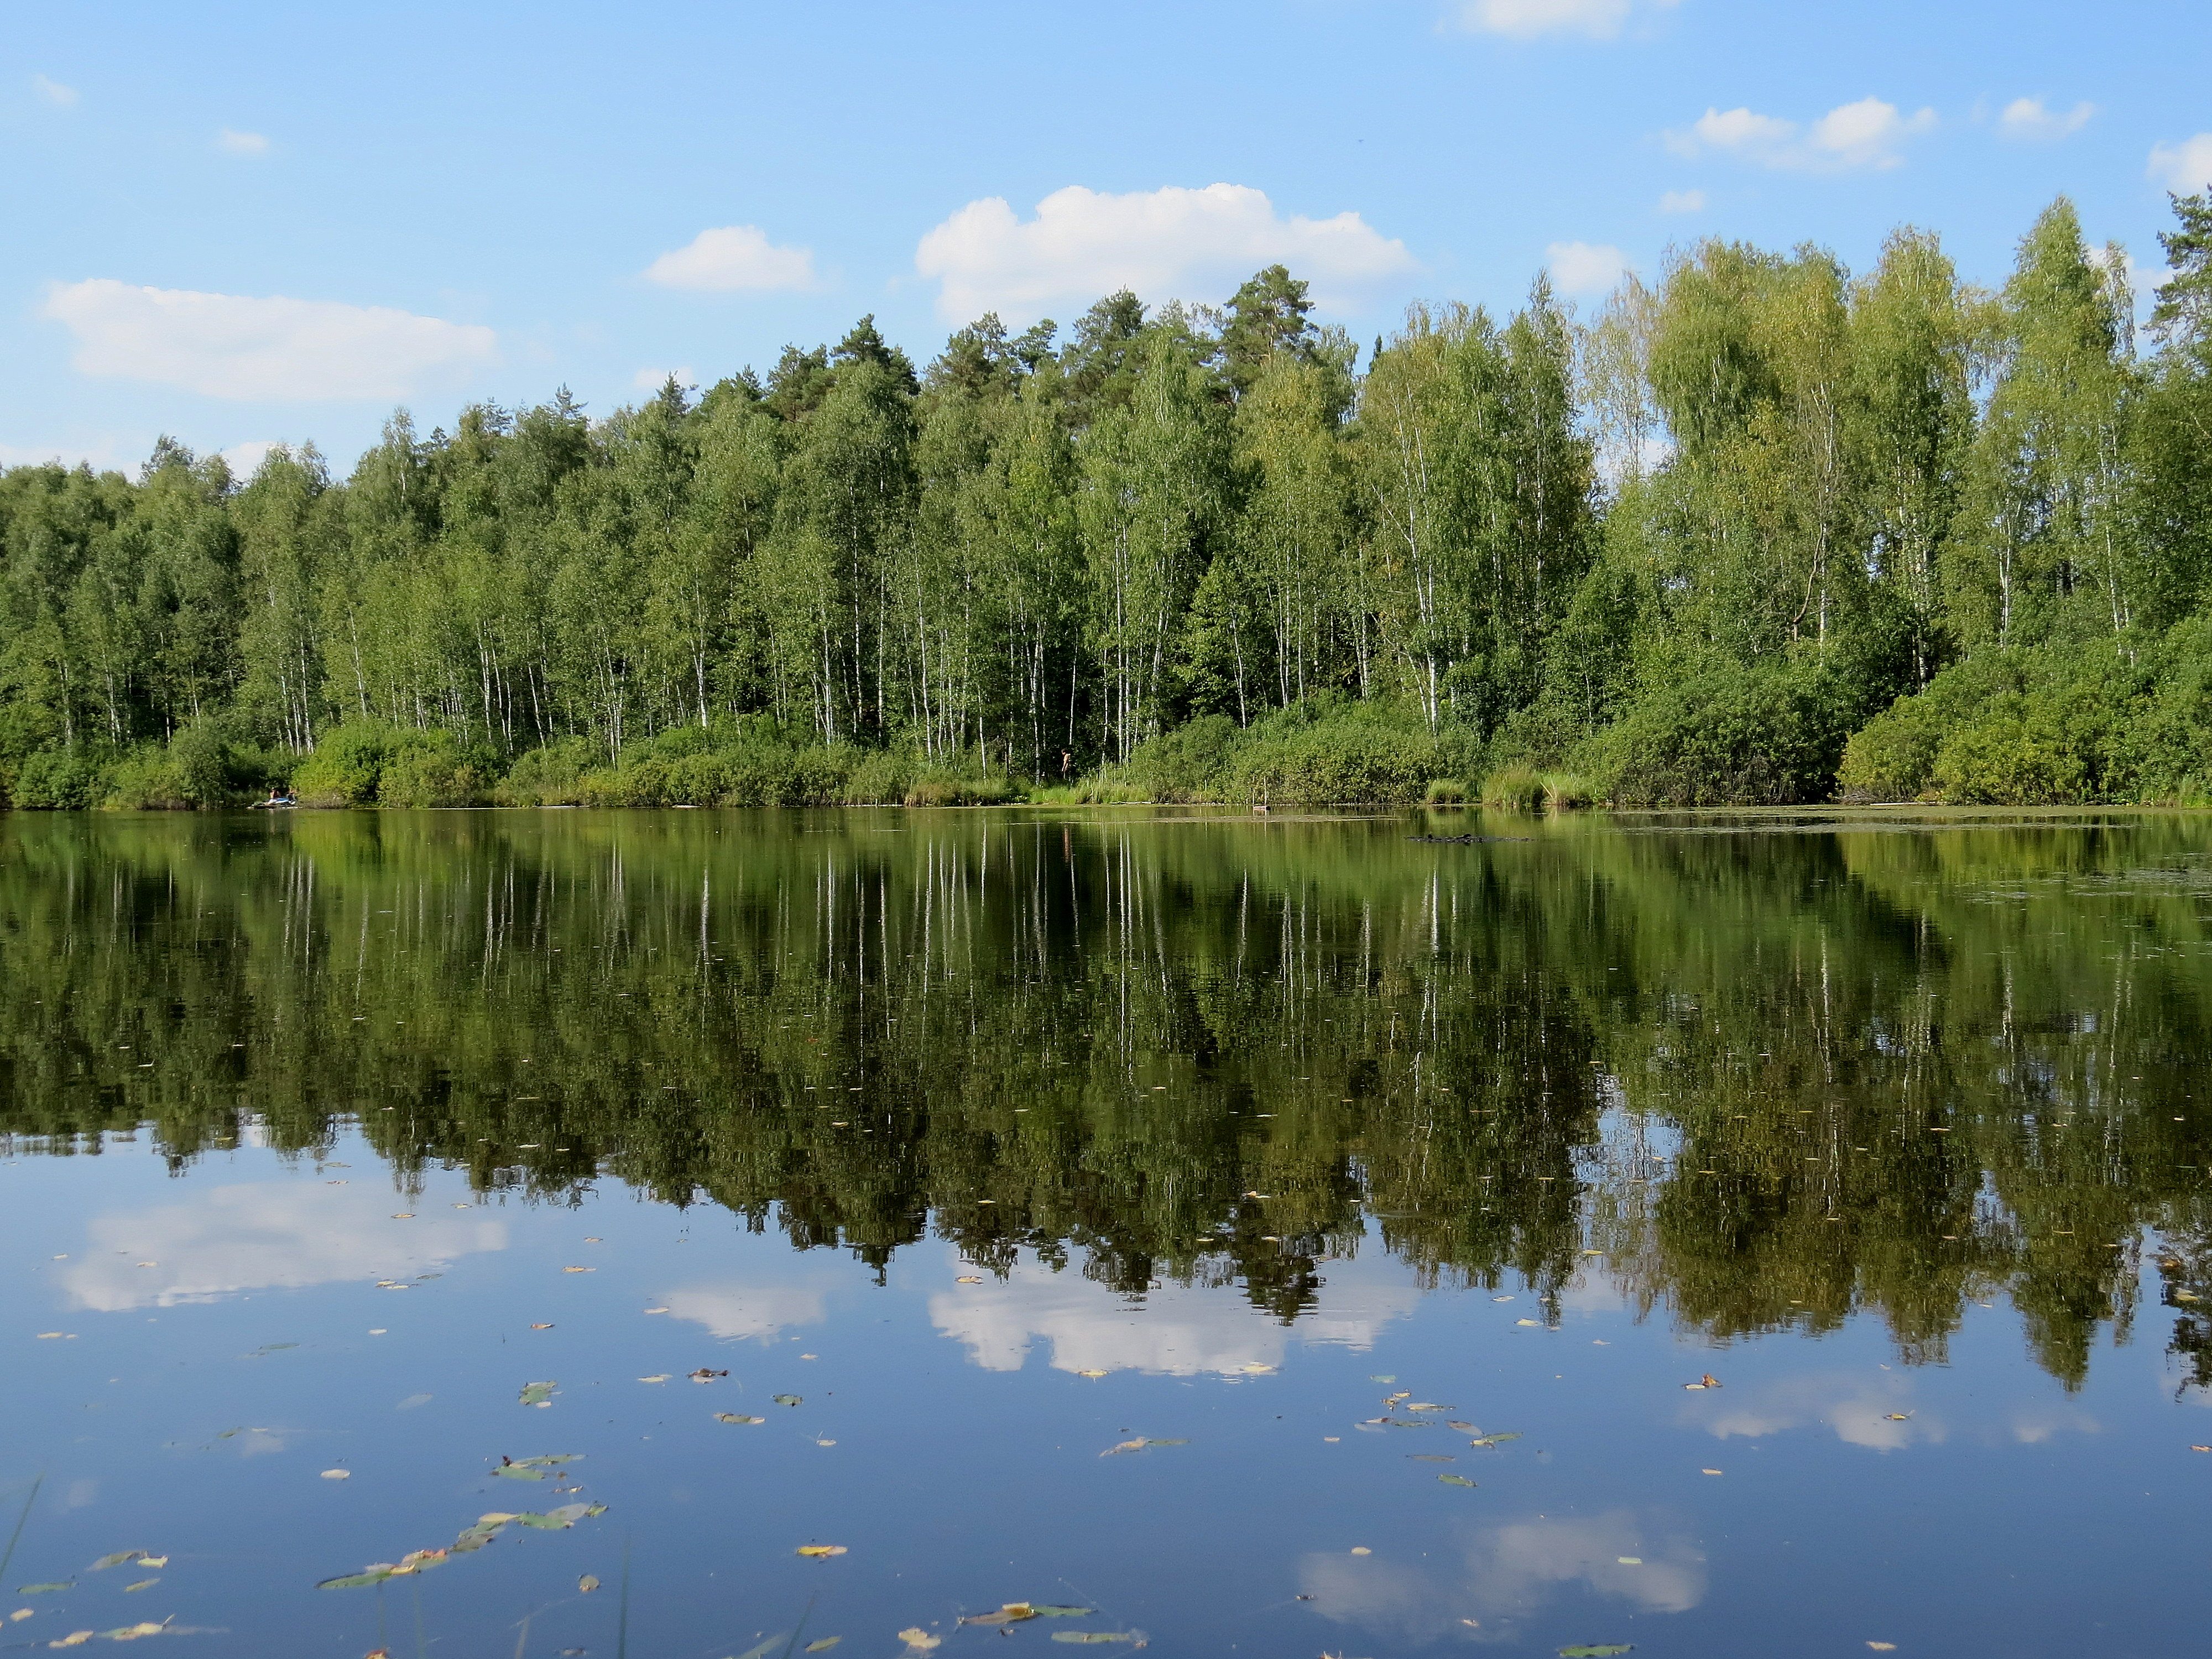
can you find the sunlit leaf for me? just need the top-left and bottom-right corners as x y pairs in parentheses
(897, 1630), (941, 1651)
(805, 1640), (842, 1652)
(1439, 1474), (1478, 1488)
(578, 1575), (601, 1594)
(795, 1545), (847, 1558)
(959, 1604), (1037, 1627)
(716, 1413), (766, 1425)
(774, 1395), (804, 1406)
(1032, 1606), (1093, 1618)
(518, 1381), (557, 1407)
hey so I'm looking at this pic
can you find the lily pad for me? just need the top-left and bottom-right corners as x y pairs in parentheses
(1439, 1474), (1478, 1488)
(518, 1381), (557, 1407)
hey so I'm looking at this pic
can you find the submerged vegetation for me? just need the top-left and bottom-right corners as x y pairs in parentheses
(7, 195), (2212, 809)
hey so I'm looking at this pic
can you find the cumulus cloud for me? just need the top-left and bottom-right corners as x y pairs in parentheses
(61, 1182), (507, 1312)
(2000, 98), (2093, 142)
(1458, 0), (1678, 39)
(216, 128), (270, 157)
(33, 74), (77, 107)
(643, 225), (816, 293)
(2150, 134), (2212, 194)
(1668, 96), (1936, 171)
(914, 182), (1416, 323)
(1657, 188), (1705, 213)
(43, 279), (497, 401)
(1546, 241), (1630, 295)
(1299, 1510), (1704, 1644)
(928, 1249), (1417, 1376)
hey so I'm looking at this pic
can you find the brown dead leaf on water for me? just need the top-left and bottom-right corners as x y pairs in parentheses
(959, 1604), (1037, 1628)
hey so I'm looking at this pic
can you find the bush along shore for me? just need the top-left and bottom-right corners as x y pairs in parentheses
(8, 192), (2212, 812)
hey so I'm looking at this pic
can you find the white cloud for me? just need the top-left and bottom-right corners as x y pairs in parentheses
(1689, 1372), (1934, 1451)
(1298, 1510), (1705, 1644)
(928, 1248), (1417, 1376)
(216, 128), (270, 157)
(632, 365), (697, 392)
(33, 73), (77, 107)
(659, 1281), (828, 1343)
(1458, 0), (1678, 39)
(2150, 134), (2212, 194)
(1546, 240), (1630, 295)
(43, 279), (498, 401)
(61, 1182), (507, 1312)
(0, 438), (129, 472)
(1657, 188), (1705, 214)
(914, 182), (1416, 323)
(1668, 97), (1935, 172)
(643, 225), (816, 293)
(2000, 98), (2093, 143)
(220, 439), (281, 477)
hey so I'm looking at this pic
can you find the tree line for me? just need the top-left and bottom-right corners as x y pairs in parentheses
(4, 192), (2211, 808)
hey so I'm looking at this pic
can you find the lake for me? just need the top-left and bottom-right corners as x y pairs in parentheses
(3, 806), (2210, 1659)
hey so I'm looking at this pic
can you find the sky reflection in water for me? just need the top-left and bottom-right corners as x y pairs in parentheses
(3, 807), (2211, 1657)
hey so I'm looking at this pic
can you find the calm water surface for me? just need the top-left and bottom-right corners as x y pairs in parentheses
(4, 807), (2212, 1658)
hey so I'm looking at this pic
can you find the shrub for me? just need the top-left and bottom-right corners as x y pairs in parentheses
(10, 748), (103, 809)
(1581, 662), (1853, 807)
(1424, 778), (1468, 805)
(292, 723), (394, 806)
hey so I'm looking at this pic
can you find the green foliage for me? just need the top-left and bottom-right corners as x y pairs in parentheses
(8, 196), (2212, 811)
(1480, 765), (1546, 812)
(1580, 661), (1856, 807)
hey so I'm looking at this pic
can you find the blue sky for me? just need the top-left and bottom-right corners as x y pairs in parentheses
(4, 0), (2208, 476)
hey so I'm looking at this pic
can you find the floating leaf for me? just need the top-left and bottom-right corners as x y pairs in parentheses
(18, 1583), (74, 1595)
(1558, 1647), (1633, 1657)
(1032, 1607), (1093, 1618)
(1447, 1422), (1478, 1433)
(578, 1575), (601, 1594)
(795, 1545), (847, 1559)
(959, 1604), (1036, 1627)
(317, 1571), (393, 1590)
(733, 1637), (789, 1659)
(957, 1276), (983, 1284)
(518, 1381), (557, 1407)
(102, 1623), (166, 1641)
(1866, 1645), (1896, 1652)
(688, 1369), (728, 1383)
(1369, 1375), (1396, 1383)
(1408, 1454), (1455, 1463)
(1468, 1432), (1522, 1448)
(1099, 1437), (1186, 1455)
(716, 1413), (765, 1425)
(773, 1395), (804, 1407)
(1051, 1636), (1134, 1646)
(897, 1632), (940, 1652)
(561, 1266), (593, 1274)
(134, 1559), (164, 1572)
(1438, 1474), (1478, 1488)
(1075, 1369), (1108, 1379)
(638, 1375), (671, 1384)
(1883, 1412), (1913, 1422)
(1515, 1318), (1542, 1327)
(122, 1580), (157, 1594)
(805, 1641), (842, 1653)
(320, 1469), (351, 1480)
(89, 1554), (140, 1573)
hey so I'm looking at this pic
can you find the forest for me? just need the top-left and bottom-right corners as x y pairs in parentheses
(3, 192), (2210, 811)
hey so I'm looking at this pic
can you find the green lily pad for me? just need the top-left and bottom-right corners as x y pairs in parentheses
(1439, 1474), (1478, 1488)
(518, 1381), (557, 1406)
(317, 1570), (393, 1590)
